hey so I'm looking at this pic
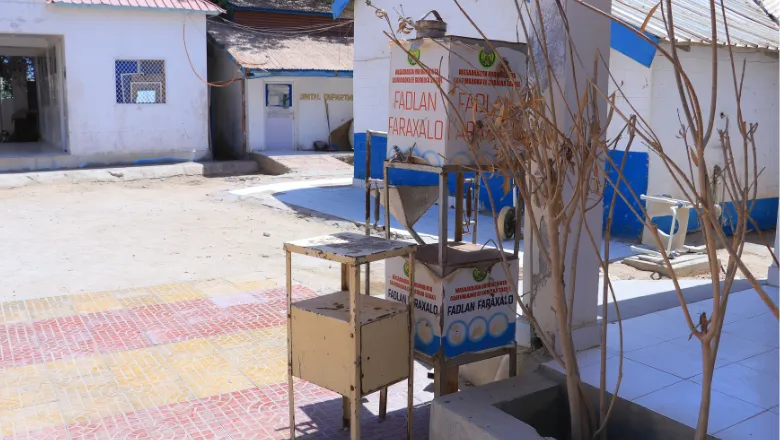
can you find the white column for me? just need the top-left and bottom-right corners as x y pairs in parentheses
(768, 207), (779, 287)
(522, 0), (612, 353)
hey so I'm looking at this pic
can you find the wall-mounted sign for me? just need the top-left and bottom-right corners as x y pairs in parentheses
(298, 93), (354, 101)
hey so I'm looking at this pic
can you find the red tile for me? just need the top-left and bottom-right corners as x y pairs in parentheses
(35, 316), (97, 362)
(129, 303), (200, 346)
(227, 303), (286, 331)
(81, 310), (149, 353)
(0, 323), (42, 367)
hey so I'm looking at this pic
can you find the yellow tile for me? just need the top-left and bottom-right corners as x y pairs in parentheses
(110, 288), (160, 308)
(55, 370), (120, 397)
(209, 326), (286, 351)
(104, 348), (178, 386)
(59, 388), (134, 424)
(26, 296), (76, 321)
(152, 283), (205, 303)
(121, 380), (195, 410)
(171, 354), (253, 398)
(221, 345), (287, 387)
(0, 402), (64, 437)
(0, 301), (30, 324)
(231, 280), (279, 292)
(189, 278), (242, 297)
(45, 355), (109, 384)
(70, 291), (123, 314)
(0, 367), (57, 410)
(154, 338), (215, 359)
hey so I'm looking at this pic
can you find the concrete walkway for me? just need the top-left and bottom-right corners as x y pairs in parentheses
(0, 277), (433, 439)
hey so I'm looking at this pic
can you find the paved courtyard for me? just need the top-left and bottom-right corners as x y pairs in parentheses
(0, 277), (432, 439)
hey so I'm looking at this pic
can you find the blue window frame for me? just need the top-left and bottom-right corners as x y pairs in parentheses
(115, 59), (166, 104)
(266, 83), (292, 108)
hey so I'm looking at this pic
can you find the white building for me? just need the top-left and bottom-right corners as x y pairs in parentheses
(0, 0), (221, 172)
(333, 0), (779, 239)
(207, 1), (354, 155)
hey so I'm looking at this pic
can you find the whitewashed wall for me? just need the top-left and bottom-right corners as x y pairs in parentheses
(353, 0), (526, 134)
(647, 45), (779, 202)
(606, 48), (653, 154)
(0, 1), (210, 159)
(246, 76), (353, 151)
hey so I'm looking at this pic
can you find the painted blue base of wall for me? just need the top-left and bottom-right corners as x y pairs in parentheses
(604, 150), (649, 240)
(654, 197), (779, 236)
(353, 133), (514, 211)
(354, 134), (778, 237)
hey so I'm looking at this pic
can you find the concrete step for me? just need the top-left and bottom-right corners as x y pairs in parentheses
(251, 152), (353, 176)
(0, 160), (259, 189)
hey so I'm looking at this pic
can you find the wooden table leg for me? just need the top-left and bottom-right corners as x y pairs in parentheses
(509, 345), (518, 378)
(286, 251), (295, 439)
(342, 396), (351, 429)
(349, 264), (361, 440)
(379, 389), (388, 420)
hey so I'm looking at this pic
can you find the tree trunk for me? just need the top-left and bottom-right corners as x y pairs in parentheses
(695, 342), (714, 440)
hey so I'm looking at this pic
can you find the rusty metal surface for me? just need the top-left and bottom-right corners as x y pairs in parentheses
(284, 232), (417, 264)
(207, 19), (354, 71)
(613, 0), (778, 49)
(47, 0), (223, 14)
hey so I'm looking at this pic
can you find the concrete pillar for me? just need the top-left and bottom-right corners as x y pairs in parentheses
(522, 0), (611, 354)
(768, 207), (779, 287)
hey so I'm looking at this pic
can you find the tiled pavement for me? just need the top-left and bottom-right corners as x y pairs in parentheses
(0, 279), (432, 439)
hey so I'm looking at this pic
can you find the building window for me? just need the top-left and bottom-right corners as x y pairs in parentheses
(115, 60), (166, 104)
(266, 84), (292, 108)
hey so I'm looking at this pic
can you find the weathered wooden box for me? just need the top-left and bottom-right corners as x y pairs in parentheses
(291, 291), (410, 396)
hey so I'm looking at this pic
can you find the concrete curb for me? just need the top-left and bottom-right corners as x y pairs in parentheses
(0, 161), (259, 190)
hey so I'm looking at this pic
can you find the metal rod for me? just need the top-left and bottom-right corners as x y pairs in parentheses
(384, 163), (391, 240)
(439, 172), (449, 265)
(349, 264), (361, 440)
(365, 133), (372, 296)
(406, 251), (416, 440)
(454, 172), (464, 242)
(286, 251), (295, 440)
(473, 172), (480, 244)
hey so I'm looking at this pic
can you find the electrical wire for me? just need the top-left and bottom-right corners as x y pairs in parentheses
(211, 16), (353, 38)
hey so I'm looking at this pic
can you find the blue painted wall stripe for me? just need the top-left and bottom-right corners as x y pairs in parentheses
(610, 21), (659, 68)
(332, 0), (350, 18)
(603, 150), (649, 239)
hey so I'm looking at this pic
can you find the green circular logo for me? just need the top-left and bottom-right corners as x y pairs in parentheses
(407, 48), (421, 66)
(403, 261), (410, 277)
(472, 268), (488, 282)
(478, 49), (497, 68)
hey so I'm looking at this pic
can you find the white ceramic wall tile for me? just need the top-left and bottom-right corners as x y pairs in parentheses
(670, 333), (774, 364)
(625, 339), (730, 379)
(739, 349), (779, 376)
(578, 357), (681, 401)
(634, 380), (764, 434)
(715, 410), (779, 440)
(723, 313), (779, 349)
(691, 363), (779, 409)
(618, 311), (692, 342)
(605, 322), (665, 354)
(721, 288), (780, 320)
(543, 347), (613, 374)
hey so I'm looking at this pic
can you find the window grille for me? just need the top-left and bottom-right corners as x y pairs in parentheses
(115, 60), (166, 104)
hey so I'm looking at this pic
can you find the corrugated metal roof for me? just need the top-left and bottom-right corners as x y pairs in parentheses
(613, 0), (779, 50)
(207, 19), (353, 70)
(47, 0), (224, 14)
(227, 0), (331, 13)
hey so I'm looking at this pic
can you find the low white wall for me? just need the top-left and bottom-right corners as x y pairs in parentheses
(647, 45), (779, 202)
(0, 1), (210, 159)
(246, 76), (353, 151)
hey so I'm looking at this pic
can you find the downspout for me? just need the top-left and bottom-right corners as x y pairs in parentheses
(241, 70), (248, 157)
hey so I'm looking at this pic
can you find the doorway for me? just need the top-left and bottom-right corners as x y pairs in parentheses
(265, 83), (294, 151)
(0, 34), (66, 157)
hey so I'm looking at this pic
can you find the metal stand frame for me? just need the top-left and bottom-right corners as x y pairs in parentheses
(285, 234), (417, 440)
(379, 160), (521, 397)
